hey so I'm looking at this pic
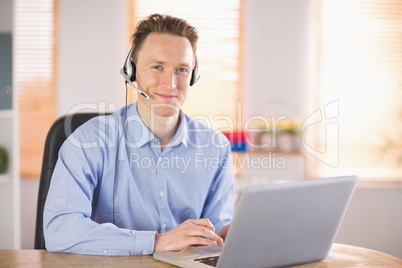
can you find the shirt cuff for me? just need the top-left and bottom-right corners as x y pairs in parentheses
(132, 230), (156, 255)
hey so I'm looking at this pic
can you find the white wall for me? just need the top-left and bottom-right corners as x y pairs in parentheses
(57, 0), (127, 116)
(242, 0), (315, 121)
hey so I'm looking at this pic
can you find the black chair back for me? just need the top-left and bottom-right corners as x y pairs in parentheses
(34, 113), (108, 249)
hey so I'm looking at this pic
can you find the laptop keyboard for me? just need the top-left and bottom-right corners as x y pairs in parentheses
(194, 256), (220, 267)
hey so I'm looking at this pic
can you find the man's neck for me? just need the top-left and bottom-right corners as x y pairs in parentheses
(137, 102), (181, 151)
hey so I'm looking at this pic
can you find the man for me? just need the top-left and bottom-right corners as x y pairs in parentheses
(44, 14), (234, 256)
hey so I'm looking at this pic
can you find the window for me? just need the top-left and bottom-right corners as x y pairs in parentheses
(15, 0), (56, 177)
(129, 0), (242, 130)
(317, 0), (402, 180)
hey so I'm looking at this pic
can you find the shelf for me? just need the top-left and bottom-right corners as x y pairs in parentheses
(0, 174), (11, 183)
(235, 149), (305, 156)
(0, 109), (13, 119)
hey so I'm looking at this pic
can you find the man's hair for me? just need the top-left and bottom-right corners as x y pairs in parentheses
(131, 13), (199, 64)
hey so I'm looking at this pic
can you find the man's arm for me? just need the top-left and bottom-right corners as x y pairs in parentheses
(43, 124), (155, 256)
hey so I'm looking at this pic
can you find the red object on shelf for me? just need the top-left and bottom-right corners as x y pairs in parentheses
(222, 130), (247, 142)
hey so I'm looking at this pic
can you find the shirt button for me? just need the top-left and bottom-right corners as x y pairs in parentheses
(160, 190), (165, 197)
(142, 250), (147, 255)
(162, 223), (167, 229)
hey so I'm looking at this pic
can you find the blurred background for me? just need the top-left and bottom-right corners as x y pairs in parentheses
(0, 0), (401, 258)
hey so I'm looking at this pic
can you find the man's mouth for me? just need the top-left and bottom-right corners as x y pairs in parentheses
(155, 93), (177, 99)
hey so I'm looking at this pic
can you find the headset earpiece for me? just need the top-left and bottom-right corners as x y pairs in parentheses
(122, 44), (200, 86)
(129, 62), (136, 82)
(190, 56), (200, 86)
(123, 46), (136, 82)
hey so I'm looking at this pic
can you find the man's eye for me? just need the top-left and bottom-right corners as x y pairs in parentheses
(177, 68), (188, 73)
(153, 66), (163, 70)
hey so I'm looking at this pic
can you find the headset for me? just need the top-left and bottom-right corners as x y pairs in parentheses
(113, 44), (200, 224)
(120, 44), (200, 99)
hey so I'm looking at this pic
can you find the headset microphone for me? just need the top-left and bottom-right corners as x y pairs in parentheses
(120, 69), (150, 99)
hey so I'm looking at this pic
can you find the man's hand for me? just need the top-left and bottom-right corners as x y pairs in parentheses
(154, 219), (224, 252)
(216, 224), (230, 240)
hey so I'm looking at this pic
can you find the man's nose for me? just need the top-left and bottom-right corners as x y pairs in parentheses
(161, 69), (177, 90)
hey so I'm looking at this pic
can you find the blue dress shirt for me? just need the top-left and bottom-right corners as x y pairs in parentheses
(43, 102), (235, 256)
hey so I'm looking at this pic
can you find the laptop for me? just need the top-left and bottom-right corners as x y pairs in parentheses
(153, 175), (358, 268)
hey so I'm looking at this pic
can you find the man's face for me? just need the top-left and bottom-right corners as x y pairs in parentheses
(135, 33), (194, 117)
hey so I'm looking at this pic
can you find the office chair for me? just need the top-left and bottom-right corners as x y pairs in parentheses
(34, 113), (109, 250)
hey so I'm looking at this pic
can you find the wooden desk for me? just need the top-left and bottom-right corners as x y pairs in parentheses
(0, 244), (401, 268)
